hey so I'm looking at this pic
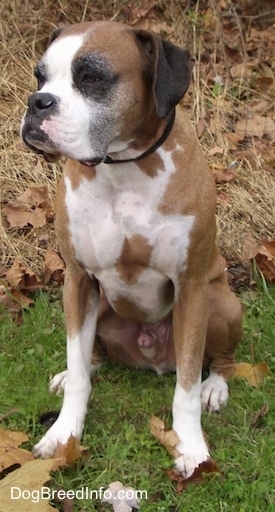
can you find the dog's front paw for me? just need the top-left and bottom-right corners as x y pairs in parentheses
(33, 417), (82, 458)
(49, 370), (68, 395)
(201, 373), (228, 412)
(174, 438), (210, 478)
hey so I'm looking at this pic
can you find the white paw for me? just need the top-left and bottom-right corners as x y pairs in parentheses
(174, 438), (210, 478)
(49, 363), (100, 395)
(49, 370), (68, 395)
(201, 373), (228, 412)
(33, 417), (82, 458)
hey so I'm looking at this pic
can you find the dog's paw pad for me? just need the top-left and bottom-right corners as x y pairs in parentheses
(201, 374), (228, 412)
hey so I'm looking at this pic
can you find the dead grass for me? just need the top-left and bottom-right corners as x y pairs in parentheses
(1, 0), (275, 274)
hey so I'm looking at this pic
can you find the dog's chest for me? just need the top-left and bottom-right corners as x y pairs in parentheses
(64, 155), (194, 312)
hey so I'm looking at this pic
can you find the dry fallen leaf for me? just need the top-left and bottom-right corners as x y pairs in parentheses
(233, 362), (270, 387)
(255, 241), (275, 283)
(2, 185), (53, 229)
(0, 427), (33, 472)
(0, 286), (34, 319)
(241, 234), (260, 261)
(211, 164), (236, 184)
(51, 435), (89, 470)
(0, 427), (61, 511)
(0, 459), (57, 512)
(149, 416), (181, 459)
(166, 458), (223, 492)
(44, 247), (65, 285)
(235, 115), (275, 139)
(5, 258), (42, 292)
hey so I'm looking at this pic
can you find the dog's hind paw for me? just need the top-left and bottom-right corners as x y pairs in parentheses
(49, 363), (101, 395)
(49, 370), (68, 395)
(201, 373), (229, 412)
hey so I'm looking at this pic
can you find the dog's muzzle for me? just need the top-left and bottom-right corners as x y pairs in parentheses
(21, 92), (61, 162)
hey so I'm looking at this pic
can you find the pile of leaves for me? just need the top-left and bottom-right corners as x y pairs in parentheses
(0, 0), (275, 285)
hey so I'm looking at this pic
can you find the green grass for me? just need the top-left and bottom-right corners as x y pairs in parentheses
(0, 284), (275, 512)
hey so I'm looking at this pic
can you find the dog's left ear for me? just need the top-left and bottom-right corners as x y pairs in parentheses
(47, 25), (66, 47)
(135, 30), (194, 118)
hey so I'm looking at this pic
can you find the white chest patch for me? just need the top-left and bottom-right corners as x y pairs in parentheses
(65, 148), (194, 315)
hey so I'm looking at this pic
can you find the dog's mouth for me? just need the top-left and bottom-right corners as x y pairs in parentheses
(22, 116), (61, 163)
(22, 116), (105, 168)
(78, 157), (104, 167)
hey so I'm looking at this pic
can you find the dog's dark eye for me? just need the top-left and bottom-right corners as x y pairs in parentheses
(81, 73), (102, 86)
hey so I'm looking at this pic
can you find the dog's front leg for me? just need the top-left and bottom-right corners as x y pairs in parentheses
(172, 279), (209, 478)
(34, 266), (99, 457)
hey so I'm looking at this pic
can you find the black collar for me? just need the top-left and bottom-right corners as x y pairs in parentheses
(103, 109), (175, 165)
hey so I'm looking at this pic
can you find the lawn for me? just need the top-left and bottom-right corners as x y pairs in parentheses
(0, 282), (274, 511)
(0, 0), (274, 511)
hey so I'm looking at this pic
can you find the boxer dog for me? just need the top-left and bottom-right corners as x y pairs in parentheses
(21, 21), (242, 478)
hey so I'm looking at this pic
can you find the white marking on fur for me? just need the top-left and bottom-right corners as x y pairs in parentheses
(34, 303), (98, 457)
(65, 148), (194, 320)
(201, 372), (229, 412)
(172, 378), (209, 478)
(37, 34), (103, 161)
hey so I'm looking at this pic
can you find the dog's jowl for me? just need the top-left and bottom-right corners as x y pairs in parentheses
(21, 21), (242, 478)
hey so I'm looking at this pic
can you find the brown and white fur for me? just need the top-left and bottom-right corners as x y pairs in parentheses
(21, 21), (242, 478)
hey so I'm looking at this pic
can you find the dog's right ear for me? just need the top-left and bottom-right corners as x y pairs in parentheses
(47, 26), (65, 47)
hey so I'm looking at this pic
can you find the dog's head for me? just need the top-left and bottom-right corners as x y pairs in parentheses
(21, 21), (193, 166)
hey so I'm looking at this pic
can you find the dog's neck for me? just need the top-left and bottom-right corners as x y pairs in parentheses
(104, 109), (175, 165)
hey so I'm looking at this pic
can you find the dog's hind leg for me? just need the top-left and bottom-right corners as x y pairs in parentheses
(201, 269), (242, 412)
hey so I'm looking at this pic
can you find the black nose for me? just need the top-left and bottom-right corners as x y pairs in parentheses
(28, 92), (58, 115)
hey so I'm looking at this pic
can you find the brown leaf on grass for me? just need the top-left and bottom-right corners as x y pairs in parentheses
(166, 458), (223, 492)
(5, 257), (42, 291)
(0, 286), (33, 315)
(211, 164), (236, 184)
(150, 416), (181, 458)
(255, 241), (275, 283)
(241, 234), (260, 261)
(0, 427), (33, 472)
(2, 185), (53, 229)
(52, 435), (88, 469)
(0, 458), (57, 511)
(233, 362), (270, 387)
(44, 247), (65, 285)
